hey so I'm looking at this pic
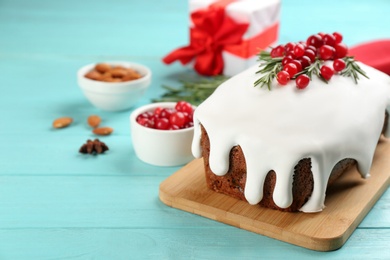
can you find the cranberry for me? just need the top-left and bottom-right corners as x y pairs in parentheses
(137, 117), (149, 125)
(318, 45), (335, 60)
(175, 101), (193, 114)
(283, 63), (298, 77)
(159, 108), (174, 119)
(306, 34), (323, 48)
(334, 43), (348, 58)
(154, 107), (163, 116)
(320, 65), (334, 80)
(276, 71), (290, 85)
(298, 41), (307, 48)
(287, 52), (297, 59)
(282, 56), (293, 66)
(293, 44), (305, 57)
(305, 45), (317, 53)
(270, 45), (285, 58)
(184, 122), (194, 129)
(151, 114), (159, 124)
(156, 118), (170, 130)
(141, 119), (154, 128)
(284, 42), (295, 53)
(296, 74), (310, 89)
(323, 34), (336, 46)
(182, 112), (193, 124)
(285, 54), (296, 61)
(290, 60), (302, 73)
(299, 56), (312, 69)
(169, 112), (186, 128)
(304, 49), (316, 62)
(137, 111), (153, 120)
(169, 125), (180, 130)
(333, 32), (343, 44)
(333, 58), (346, 72)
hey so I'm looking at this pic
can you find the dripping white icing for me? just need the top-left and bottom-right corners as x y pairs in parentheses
(192, 62), (390, 213)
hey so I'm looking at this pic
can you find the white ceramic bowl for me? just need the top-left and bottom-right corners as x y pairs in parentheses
(130, 102), (195, 167)
(77, 61), (151, 111)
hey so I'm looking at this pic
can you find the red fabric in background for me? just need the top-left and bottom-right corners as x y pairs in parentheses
(349, 40), (390, 75)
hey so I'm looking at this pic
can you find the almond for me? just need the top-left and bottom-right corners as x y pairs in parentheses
(85, 71), (103, 81)
(53, 117), (73, 129)
(93, 127), (113, 136)
(111, 68), (128, 78)
(95, 63), (111, 73)
(87, 115), (101, 128)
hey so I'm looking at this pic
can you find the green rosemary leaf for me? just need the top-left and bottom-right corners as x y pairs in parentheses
(294, 59), (322, 80)
(340, 56), (369, 84)
(254, 51), (283, 88)
(153, 76), (229, 106)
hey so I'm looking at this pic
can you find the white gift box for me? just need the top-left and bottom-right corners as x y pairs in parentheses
(189, 0), (281, 76)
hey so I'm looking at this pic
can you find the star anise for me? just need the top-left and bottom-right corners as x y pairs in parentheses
(79, 139), (109, 154)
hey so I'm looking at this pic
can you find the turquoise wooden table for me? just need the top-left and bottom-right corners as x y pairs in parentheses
(0, 0), (389, 259)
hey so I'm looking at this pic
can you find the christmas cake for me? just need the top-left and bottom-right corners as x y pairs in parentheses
(191, 33), (390, 212)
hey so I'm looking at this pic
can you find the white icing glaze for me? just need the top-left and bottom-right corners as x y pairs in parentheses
(192, 62), (390, 213)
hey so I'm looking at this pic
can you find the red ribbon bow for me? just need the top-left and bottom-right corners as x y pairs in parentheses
(162, 7), (249, 76)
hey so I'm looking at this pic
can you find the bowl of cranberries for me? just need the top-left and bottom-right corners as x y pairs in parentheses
(130, 101), (195, 166)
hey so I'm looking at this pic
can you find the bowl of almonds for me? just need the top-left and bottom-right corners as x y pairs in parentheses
(77, 61), (151, 111)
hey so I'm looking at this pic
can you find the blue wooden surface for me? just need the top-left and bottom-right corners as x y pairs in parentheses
(0, 0), (389, 259)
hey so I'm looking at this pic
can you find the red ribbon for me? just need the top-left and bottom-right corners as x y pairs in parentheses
(225, 23), (279, 58)
(162, 6), (249, 76)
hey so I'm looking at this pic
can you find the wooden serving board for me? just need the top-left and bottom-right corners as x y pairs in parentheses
(159, 137), (390, 251)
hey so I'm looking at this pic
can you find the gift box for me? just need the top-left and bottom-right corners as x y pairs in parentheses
(163, 0), (281, 76)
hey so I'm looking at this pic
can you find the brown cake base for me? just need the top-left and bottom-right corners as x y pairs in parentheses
(200, 125), (377, 212)
(200, 111), (388, 212)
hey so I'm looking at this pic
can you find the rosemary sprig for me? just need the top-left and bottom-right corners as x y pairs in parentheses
(254, 51), (282, 89)
(153, 76), (229, 106)
(340, 56), (369, 84)
(294, 59), (328, 83)
(254, 51), (369, 89)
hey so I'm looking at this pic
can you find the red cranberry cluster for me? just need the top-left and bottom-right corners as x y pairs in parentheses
(271, 32), (348, 89)
(136, 101), (194, 130)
